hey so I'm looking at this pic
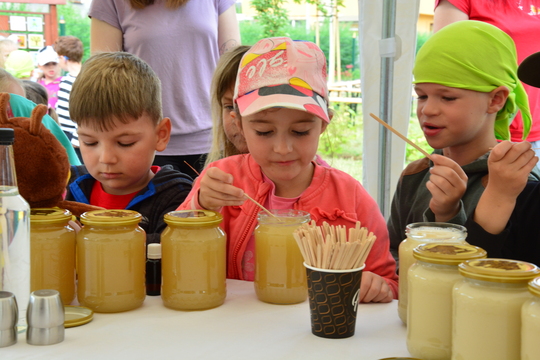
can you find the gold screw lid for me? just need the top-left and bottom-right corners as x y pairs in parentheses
(529, 277), (540, 297)
(413, 243), (487, 265)
(80, 209), (142, 226)
(405, 222), (467, 241)
(459, 258), (540, 283)
(30, 208), (72, 225)
(164, 210), (223, 227)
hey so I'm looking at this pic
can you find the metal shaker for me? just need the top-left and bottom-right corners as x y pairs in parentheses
(0, 291), (18, 347)
(26, 289), (64, 345)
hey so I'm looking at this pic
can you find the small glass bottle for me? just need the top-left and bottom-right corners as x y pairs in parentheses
(30, 208), (76, 305)
(77, 210), (146, 313)
(452, 259), (540, 360)
(522, 276), (540, 360)
(407, 243), (486, 360)
(398, 222), (467, 324)
(254, 209), (310, 304)
(146, 243), (162, 296)
(0, 128), (30, 329)
(161, 210), (226, 310)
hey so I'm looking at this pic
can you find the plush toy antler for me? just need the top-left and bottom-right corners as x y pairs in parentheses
(0, 92), (102, 216)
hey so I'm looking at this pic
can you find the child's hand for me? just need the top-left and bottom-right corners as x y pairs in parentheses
(487, 141), (538, 200)
(198, 167), (246, 211)
(359, 271), (393, 303)
(426, 154), (468, 222)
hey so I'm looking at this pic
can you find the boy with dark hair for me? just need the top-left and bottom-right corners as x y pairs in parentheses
(66, 52), (193, 244)
(54, 36), (83, 158)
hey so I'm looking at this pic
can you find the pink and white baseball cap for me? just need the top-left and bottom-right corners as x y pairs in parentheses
(233, 37), (329, 123)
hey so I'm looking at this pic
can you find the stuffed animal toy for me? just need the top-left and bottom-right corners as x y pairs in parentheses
(0, 92), (101, 216)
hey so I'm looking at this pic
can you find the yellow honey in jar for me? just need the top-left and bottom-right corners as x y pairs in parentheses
(161, 210), (226, 310)
(522, 276), (540, 360)
(407, 243), (486, 360)
(77, 210), (146, 313)
(452, 259), (540, 360)
(30, 208), (76, 305)
(398, 222), (467, 324)
(254, 210), (310, 304)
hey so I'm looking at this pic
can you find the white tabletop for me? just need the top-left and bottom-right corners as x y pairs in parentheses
(3, 280), (410, 360)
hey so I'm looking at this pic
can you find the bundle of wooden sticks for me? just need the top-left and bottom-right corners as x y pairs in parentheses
(293, 221), (376, 270)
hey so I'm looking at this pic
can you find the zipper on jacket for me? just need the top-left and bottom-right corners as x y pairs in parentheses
(231, 206), (259, 279)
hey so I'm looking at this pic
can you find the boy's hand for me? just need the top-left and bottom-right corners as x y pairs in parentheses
(198, 167), (246, 211)
(426, 154), (468, 222)
(486, 141), (538, 201)
(359, 271), (393, 303)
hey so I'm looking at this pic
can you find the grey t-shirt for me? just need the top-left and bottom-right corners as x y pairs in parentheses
(89, 0), (236, 156)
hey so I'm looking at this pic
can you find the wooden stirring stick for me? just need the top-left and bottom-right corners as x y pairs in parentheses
(184, 161), (200, 176)
(369, 113), (433, 160)
(244, 193), (278, 218)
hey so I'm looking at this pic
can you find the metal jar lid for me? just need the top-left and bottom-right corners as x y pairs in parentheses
(413, 243), (487, 266)
(30, 208), (72, 225)
(164, 210), (223, 227)
(459, 258), (540, 284)
(80, 209), (142, 226)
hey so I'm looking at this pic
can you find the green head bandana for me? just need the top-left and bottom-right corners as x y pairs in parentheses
(413, 20), (531, 141)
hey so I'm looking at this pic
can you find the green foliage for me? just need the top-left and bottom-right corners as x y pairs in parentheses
(250, 0), (290, 37)
(57, 4), (91, 62)
(318, 103), (362, 159)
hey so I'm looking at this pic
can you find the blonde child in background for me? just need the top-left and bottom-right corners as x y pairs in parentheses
(387, 21), (539, 261)
(35, 46), (62, 110)
(0, 68), (80, 165)
(0, 38), (17, 69)
(5, 50), (35, 80)
(178, 37), (398, 303)
(205, 44), (330, 168)
(465, 50), (540, 266)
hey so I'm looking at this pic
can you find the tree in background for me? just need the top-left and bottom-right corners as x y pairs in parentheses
(57, 4), (90, 62)
(251, 0), (290, 37)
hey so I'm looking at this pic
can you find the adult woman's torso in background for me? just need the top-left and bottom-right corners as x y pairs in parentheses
(89, 0), (239, 157)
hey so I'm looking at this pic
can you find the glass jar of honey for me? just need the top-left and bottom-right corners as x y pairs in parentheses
(254, 209), (310, 304)
(161, 210), (226, 310)
(30, 208), (76, 305)
(407, 243), (486, 360)
(398, 222), (467, 324)
(452, 259), (540, 360)
(77, 210), (146, 313)
(522, 276), (540, 360)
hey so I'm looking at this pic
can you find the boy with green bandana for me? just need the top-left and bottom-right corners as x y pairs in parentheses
(387, 20), (539, 262)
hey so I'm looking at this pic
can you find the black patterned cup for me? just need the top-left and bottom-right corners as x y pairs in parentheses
(305, 263), (364, 339)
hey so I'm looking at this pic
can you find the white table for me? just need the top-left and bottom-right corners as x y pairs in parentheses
(3, 280), (410, 360)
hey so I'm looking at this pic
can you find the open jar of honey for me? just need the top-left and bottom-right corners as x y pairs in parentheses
(522, 276), (540, 359)
(161, 210), (226, 310)
(254, 209), (310, 304)
(30, 208), (76, 305)
(398, 222), (467, 324)
(407, 243), (486, 360)
(452, 259), (540, 360)
(77, 210), (146, 313)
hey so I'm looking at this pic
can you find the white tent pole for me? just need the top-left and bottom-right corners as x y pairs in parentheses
(378, 0), (397, 217)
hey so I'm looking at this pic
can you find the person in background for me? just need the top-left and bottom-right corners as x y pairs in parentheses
(0, 68), (80, 165)
(0, 38), (17, 69)
(89, 0), (240, 178)
(465, 50), (540, 266)
(35, 46), (62, 110)
(177, 37), (398, 303)
(66, 52), (193, 244)
(205, 44), (330, 168)
(387, 21), (539, 262)
(22, 80), (60, 124)
(5, 50), (35, 80)
(54, 36), (83, 161)
(434, 0), (540, 164)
